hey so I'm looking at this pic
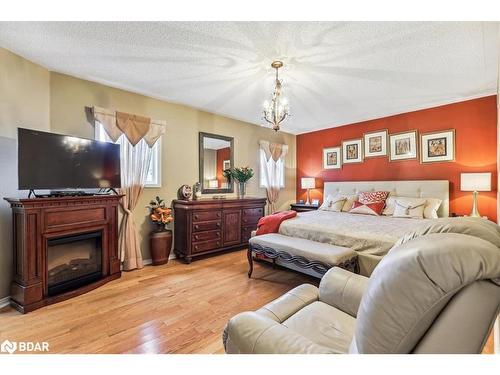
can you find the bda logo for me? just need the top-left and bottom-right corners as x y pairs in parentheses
(0, 340), (17, 354)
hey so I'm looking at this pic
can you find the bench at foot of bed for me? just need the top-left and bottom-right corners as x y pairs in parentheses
(247, 233), (359, 278)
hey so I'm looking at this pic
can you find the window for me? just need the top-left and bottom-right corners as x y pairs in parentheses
(95, 122), (161, 187)
(259, 149), (285, 188)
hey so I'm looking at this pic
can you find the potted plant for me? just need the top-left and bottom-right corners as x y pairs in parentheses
(231, 167), (254, 199)
(146, 196), (173, 265)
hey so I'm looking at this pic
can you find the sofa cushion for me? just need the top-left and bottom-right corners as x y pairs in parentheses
(282, 301), (356, 353)
(249, 233), (357, 266)
(352, 233), (500, 354)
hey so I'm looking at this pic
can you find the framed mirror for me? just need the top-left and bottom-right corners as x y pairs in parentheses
(199, 132), (234, 194)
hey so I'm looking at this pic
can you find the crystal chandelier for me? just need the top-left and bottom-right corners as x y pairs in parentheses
(263, 61), (290, 132)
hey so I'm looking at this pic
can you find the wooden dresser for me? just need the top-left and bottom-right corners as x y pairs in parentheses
(173, 197), (266, 263)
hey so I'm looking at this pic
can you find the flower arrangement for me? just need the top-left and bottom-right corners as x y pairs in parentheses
(146, 196), (173, 231)
(230, 166), (254, 183)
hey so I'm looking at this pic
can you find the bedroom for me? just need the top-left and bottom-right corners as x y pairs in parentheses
(0, 1), (500, 372)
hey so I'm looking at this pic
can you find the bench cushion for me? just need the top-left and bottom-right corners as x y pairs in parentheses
(249, 233), (357, 266)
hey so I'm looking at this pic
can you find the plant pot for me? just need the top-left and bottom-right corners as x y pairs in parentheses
(150, 229), (173, 266)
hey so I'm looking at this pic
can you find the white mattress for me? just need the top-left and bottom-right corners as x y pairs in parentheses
(279, 210), (429, 258)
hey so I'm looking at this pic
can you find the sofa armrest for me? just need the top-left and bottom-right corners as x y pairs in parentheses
(319, 267), (369, 317)
(223, 312), (333, 354)
(255, 284), (319, 322)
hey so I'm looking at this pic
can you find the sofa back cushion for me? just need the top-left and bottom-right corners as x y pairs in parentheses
(351, 233), (500, 353)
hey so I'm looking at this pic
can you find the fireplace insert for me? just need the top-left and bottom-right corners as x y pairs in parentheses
(47, 231), (103, 296)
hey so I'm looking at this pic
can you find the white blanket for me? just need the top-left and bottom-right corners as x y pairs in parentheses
(279, 211), (429, 275)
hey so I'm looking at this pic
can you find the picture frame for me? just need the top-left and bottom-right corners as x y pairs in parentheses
(364, 129), (388, 158)
(223, 159), (231, 170)
(342, 139), (363, 164)
(420, 129), (455, 163)
(323, 146), (342, 169)
(389, 130), (418, 161)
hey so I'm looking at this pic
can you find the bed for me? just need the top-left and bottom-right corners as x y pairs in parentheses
(277, 180), (450, 276)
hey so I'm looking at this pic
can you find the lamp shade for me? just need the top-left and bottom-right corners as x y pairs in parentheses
(460, 173), (491, 192)
(301, 177), (315, 189)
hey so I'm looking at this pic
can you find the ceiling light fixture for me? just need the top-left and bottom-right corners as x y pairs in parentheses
(262, 61), (290, 132)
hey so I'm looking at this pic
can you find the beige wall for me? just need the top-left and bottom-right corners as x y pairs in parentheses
(49, 73), (296, 262)
(0, 48), (50, 300)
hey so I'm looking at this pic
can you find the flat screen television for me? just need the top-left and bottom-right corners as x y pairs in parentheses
(18, 128), (121, 190)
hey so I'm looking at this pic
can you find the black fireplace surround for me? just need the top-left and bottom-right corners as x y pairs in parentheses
(47, 231), (103, 296)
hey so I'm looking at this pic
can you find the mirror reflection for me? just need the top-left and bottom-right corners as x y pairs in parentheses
(199, 133), (233, 193)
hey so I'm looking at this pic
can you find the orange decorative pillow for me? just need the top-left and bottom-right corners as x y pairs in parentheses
(350, 201), (386, 216)
(358, 191), (390, 204)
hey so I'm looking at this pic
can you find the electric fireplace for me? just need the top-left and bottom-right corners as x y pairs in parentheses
(47, 231), (103, 296)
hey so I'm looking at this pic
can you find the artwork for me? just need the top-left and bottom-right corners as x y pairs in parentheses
(389, 130), (418, 161)
(223, 160), (231, 170)
(323, 146), (341, 169)
(421, 130), (455, 163)
(364, 130), (388, 158)
(342, 139), (363, 164)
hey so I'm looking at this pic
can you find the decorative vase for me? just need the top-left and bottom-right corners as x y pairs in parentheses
(238, 181), (246, 199)
(150, 229), (173, 266)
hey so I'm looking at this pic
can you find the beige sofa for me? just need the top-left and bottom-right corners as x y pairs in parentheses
(223, 218), (500, 354)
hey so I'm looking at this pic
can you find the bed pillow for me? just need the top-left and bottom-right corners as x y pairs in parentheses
(358, 191), (390, 204)
(423, 198), (442, 219)
(319, 195), (346, 212)
(392, 199), (426, 219)
(349, 201), (386, 216)
(341, 194), (359, 212)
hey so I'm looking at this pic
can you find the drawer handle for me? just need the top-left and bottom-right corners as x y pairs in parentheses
(217, 232), (220, 237)
(195, 245), (199, 251)
(194, 225), (199, 230)
(217, 241), (220, 246)
(216, 223), (221, 228)
(194, 214), (199, 220)
(243, 219), (247, 223)
(217, 213), (221, 218)
(194, 235), (199, 240)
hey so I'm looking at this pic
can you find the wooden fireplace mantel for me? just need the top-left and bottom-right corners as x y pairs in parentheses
(4, 194), (123, 313)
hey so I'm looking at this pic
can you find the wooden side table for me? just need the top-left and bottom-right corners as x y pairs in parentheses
(290, 203), (319, 212)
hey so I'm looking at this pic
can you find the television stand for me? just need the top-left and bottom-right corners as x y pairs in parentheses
(27, 190), (118, 198)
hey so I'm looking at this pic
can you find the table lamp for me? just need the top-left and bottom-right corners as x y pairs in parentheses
(301, 177), (316, 205)
(460, 172), (491, 217)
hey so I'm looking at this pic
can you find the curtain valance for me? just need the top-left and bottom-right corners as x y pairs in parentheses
(259, 140), (288, 161)
(92, 106), (166, 147)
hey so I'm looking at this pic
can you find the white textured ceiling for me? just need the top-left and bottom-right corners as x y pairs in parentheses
(0, 22), (498, 134)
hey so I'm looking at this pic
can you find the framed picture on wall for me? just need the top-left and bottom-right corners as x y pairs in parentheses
(420, 129), (455, 163)
(364, 129), (388, 158)
(223, 159), (231, 170)
(342, 139), (363, 164)
(389, 130), (418, 161)
(323, 146), (342, 169)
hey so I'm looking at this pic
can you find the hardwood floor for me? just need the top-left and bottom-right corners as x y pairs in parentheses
(0, 249), (316, 354)
(0, 249), (495, 354)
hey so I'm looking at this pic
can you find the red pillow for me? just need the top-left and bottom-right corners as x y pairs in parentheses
(349, 201), (386, 216)
(358, 191), (389, 204)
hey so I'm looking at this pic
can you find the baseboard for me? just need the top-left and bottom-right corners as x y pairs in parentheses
(0, 296), (10, 309)
(142, 252), (177, 266)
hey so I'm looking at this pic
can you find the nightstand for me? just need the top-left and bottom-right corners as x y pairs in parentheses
(290, 203), (319, 212)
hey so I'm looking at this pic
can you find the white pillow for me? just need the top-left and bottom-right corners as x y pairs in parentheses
(319, 195), (346, 212)
(393, 199), (426, 219)
(424, 198), (442, 219)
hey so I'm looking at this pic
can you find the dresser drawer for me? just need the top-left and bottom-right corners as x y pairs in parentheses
(192, 239), (221, 254)
(192, 230), (221, 242)
(241, 225), (256, 243)
(242, 207), (264, 218)
(193, 210), (222, 222)
(242, 216), (261, 225)
(193, 220), (221, 232)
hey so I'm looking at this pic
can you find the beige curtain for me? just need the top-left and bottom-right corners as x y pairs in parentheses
(259, 140), (288, 214)
(93, 107), (166, 271)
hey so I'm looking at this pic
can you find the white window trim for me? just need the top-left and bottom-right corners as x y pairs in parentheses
(259, 149), (285, 189)
(94, 122), (162, 188)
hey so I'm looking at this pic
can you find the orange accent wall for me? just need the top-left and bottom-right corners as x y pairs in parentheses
(216, 147), (231, 188)
(296, 96), (498, 221)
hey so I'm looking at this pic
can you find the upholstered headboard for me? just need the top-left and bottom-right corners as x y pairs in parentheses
(323, 180), (450, 217)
